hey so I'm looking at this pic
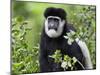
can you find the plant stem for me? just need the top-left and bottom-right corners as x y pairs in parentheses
(77, 59), (85, 69)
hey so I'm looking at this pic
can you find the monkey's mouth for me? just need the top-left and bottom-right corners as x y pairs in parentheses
(48, 27), (57, 31)
(48, 26), (58, 31)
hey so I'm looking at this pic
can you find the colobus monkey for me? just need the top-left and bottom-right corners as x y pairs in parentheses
(39, 7), (92, 72)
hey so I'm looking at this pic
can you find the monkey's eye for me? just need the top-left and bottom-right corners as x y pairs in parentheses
(48, 18), (53, 22)
(48, 18), (53, 20)
(54, 18), (59, 22)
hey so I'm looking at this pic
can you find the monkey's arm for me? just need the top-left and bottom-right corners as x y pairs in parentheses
(39, 34), (50, 72)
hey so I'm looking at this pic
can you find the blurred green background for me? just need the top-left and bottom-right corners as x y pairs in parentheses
(12, 0), (96, 74)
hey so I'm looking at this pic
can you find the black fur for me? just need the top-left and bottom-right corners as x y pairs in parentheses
(39, 7), (85, 72)
(44, 7), (67, 20)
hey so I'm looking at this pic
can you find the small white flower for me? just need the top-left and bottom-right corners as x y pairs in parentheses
(61, 61), (67, 68)
(64, 36), (68, 39)
(68, 39), (72, 45)
(68, 61), (71, 67)
(65, 66), (68, 69)
(72, 57), (77, 63)
(68, 38), (74, 45)
(67, 33), (71, 37)
(70, 30), (75, 35)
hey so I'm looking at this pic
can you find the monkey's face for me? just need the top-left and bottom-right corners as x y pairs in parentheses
(45, 16), (65, 38)
(48, 17), (59, 31)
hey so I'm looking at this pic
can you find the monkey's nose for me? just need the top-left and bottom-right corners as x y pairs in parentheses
(50, 23), (54, 27)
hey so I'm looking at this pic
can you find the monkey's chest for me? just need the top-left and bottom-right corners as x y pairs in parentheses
(46, 39), (69, 55)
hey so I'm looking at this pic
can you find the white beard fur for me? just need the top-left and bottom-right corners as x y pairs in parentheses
(45, 17), (65, 38)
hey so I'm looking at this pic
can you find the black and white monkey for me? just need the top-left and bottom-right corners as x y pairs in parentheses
(39, 7), (93, 72)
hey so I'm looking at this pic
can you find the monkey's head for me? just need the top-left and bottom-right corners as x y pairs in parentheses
(44, 7), (67, 38)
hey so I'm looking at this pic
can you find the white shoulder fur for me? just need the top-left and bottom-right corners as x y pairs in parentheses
(75, 38), (93, 69)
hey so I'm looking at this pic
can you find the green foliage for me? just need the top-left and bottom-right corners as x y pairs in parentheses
(49, 50), (79, 70)
(12, 17), (40, 74)
(64, 30), (76, 45)
(49, 50), (62, 63)
(62, 55), (78, 70)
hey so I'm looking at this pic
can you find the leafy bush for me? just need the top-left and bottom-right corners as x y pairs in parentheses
(12, 17), (40, 74)
(73, 6), (96, 68)
(49, 50), (85, 71)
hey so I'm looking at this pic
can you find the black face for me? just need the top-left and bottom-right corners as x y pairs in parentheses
(48, 17), (60, 31)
